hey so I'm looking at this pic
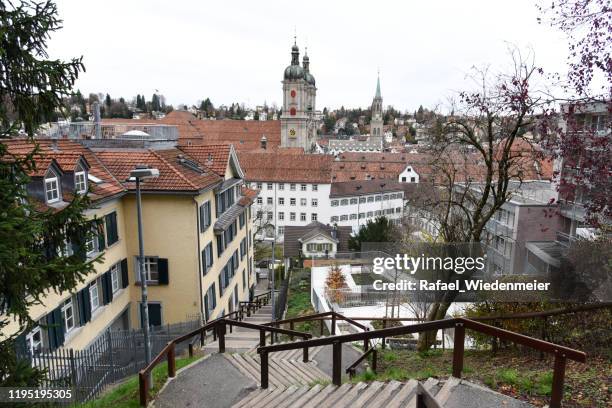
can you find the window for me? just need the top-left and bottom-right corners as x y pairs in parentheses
(375, 195), (382, 202)
(331, 200), (339, 207)
(45, 173), (60, 203)
(300, 198), (307, 206)
(359, 213), (365, 219)
(278, 226), (284, 235)
(105, 211), (119, 246)
(341, 199), (348, 206)
(301, 184), (307, 191)
(110, 264), (120, 293)
(311, 213), (318, 221)
(199, 201), (212, 232)
(350, 214), (357, 220)
(367, 211), (373, 217)
(290, 183), (296, 191)
(278, 197), (284, 205)
(402, 177), (407, 182)
(267, 211), (273, 219)
(267, 183), (273, 190)
(390, 194), (397, 199)
(278, 212), (285, 221)
(267, 197), (273, 205)
(61, 299), (75, 333)
(202, 242), (213, 275)
(350, 198), (358, 205)
(396, 207), (402, 213)
(75, 167), (87, 194)
(383, 195), (389, 201)
(312, 184), (318, 191)
(331, 216), (339, 222)
(256, 197), (263, 205)
(340, 215), (348, 221)
(239, 213), (245, 228)
(86, 233), (97, 257)
(367, 196), (374, 202)
(300, 213), (306, 221)
(290, 198), (296, 206)
(215, 186), (235, 216)
(89, 281), (100, 312)
(311, 198), (318, 207)
(385, 208), (393, 215)
(140, 257), (159, 282)
(240, 237), (247, 259)
(26, 327), (42, 355)
(410, 177), (416, 182)
(256, 182), (262, 190)
(290, 212), (296, 221)
(278, 183), (284, 190)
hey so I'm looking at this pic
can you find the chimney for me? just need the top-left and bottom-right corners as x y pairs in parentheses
(260, 134), (267, 150)
(93, 101), (101, 139)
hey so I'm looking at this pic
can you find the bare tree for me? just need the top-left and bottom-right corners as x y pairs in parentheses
(413, 49), (551, 350)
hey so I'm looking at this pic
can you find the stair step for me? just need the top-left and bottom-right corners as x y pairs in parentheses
(350, 381), (385, 407)
(386, 379), (419, 408)
(317, 383), (353, 408)
(365, 380), (403, 406)
(436, 376), (461, 405)
(299, 384), (337, 408)
(265, 385), (299, 407)
(332, 382), (367, 407)
(274, 386), (311, 408)
(289, 384), (323, 407)
(406, 378), (439, 407)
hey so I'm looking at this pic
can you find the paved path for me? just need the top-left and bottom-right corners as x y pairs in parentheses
(153, 354), (257, 408)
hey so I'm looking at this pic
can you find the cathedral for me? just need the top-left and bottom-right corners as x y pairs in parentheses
(370, 74), (383, 144)
(280, 40), (319, 151)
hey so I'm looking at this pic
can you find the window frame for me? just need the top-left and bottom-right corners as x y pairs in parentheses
(74, 167), (87, 194)
(44, 172), (60, 203)
(61, 299), (75, 334)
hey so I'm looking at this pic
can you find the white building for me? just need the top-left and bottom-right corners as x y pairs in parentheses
(329, 180), (408, 233)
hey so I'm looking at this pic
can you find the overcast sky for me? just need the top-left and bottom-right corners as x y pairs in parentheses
(48, 0), (571, 112)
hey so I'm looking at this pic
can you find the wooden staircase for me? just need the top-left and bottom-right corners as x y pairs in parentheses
(203, 305), (274, 353)
(231, 376), (536, 408)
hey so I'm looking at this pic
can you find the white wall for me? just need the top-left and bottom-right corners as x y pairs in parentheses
(330, 191), (405, 233)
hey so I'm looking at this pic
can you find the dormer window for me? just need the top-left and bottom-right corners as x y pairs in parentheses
(44, 171), (60, 203)
(74, 165), (87, 194)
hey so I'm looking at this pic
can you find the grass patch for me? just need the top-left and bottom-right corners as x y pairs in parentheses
(81, 355), (202, 408)
(373, 348), (609, 407)
(283, 269), (329, 338)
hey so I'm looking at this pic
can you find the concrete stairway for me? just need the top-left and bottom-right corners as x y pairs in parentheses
(203, 305), (273, 353)
(225, 352), (330, 387)
(231, 377), (536, 408)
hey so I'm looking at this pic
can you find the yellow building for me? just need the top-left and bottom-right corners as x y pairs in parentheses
(2, 140), (256, 353)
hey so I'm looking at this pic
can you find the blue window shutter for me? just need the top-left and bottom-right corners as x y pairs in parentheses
(158, 258), (169, 284)
(48, 306), (64, 350)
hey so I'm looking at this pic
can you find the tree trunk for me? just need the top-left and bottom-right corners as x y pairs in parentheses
(417, 301), (453, 352)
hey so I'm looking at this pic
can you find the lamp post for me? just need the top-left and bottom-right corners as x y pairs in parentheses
(129, 165), (159, 384)
(263, 236), (276, 322)
(355, 185), (362, 231)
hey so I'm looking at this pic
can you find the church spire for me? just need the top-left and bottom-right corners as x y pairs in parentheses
(291, 35), (300, 65)
(375, 71), (382, 99)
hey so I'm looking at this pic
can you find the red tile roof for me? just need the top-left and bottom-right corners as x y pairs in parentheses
(177, 144), (232, 176)
(94, 148), (222, 192)
(238, 151), (333, 183)
(3, 139), (125, 201)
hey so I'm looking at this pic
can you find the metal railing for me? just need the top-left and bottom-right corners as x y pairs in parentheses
(257, 316), (586, 408)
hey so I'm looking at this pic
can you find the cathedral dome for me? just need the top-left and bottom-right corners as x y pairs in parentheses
(284, 64), (304, 80)
(304, 72), (316, 86)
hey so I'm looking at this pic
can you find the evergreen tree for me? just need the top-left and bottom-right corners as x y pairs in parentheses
(104, 93), (111, 108)
(0, 0), (98, 386)
(151, 94), (160, 111)
(348, 217), (394, 251)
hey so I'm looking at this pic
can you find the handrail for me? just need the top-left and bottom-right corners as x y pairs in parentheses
(137, 290), (291, 407)
(256, 317), (586, 408)
(345, 344), (376, 377)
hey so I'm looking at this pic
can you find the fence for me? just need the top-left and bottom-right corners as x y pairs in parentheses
(16, 317), (201, 404)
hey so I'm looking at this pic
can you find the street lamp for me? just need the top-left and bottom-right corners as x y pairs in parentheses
(262, 236), (276, 322)
(128, 165), (159, 383)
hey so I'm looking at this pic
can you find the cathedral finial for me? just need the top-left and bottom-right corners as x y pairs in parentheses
(375, 71), (382, 99)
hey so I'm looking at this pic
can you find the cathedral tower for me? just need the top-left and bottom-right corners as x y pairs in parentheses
(370, 74), (384, 143)
(281, 40), (317, 151)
